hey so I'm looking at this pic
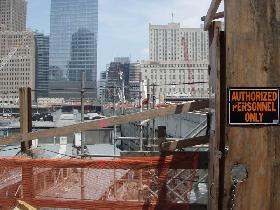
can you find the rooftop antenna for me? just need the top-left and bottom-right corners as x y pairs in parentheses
(172, 12), (174, 22)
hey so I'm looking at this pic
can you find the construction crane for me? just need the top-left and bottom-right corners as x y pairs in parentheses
(0, 34), (29, 105)
(181, 36), (195, 97)
(0, 47), (18, 71)
(0, 33), (29, 71)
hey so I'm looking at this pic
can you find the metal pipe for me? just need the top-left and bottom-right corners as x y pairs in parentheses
(152, 83), (155, 151)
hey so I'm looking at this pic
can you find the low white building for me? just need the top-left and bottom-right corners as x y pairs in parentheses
(141, 60), (209, 98)
(37, 98), (65, 106)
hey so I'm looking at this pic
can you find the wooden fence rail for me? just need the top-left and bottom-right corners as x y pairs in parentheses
(0, 100), (209, 145)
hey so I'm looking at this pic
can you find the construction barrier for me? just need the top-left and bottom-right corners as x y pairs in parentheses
(0, 153), (201, 210)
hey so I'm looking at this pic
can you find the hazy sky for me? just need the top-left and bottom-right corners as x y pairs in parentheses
(26, 0), (223, 77)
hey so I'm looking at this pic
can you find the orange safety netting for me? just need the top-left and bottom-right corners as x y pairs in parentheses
(0, 153), (201, 210)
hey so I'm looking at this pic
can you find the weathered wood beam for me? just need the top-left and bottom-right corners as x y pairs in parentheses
(203, 0), (222, 30)
(19, 87), (32, 152)
(16, 200), (37, 210)
(0, 100), (209, 145)
(161, 135), (210, 152)
(224, 0), (280, 209)
(201, 11), (224, 21)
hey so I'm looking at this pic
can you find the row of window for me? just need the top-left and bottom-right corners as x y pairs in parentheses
(142, 63), (208, 68)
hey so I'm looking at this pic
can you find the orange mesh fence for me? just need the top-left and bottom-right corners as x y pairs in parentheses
(0, 153), (204, 210)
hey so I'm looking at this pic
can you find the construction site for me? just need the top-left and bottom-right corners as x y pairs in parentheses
(0, 0), (280, 210)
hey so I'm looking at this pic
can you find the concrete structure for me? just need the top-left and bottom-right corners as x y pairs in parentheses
(49, 0), (98, 99)
(149, 23), (208, 62)
(0, 0), (27, 31)
(35, 33), (49, 98)
(141, 60), (208, 98)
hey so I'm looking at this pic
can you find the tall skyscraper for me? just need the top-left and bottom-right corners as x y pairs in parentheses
(35, 33), (49, 98)
(0, 0), (27, 31)
(49, 0), (98, 99)
(0, 0), (35, 105)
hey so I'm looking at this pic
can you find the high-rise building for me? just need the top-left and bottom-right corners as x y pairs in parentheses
(114, 57), (130, 64)
(0, 0), (35, 105)
(105, 60), (130, 101)
(98, 69), (108, 100)
(0, 32), (36, 104)
(128, 62), (141, 100)
(0, 0), (27, 31)
(35, 33), (49, 98)
(49, 0), (98, 99)
(142, 22), (209, 99)
(149, 23), (208, 62)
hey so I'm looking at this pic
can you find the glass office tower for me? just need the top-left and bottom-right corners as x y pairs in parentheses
(35, 33), (49, 98)
(49, 0), (98, 99)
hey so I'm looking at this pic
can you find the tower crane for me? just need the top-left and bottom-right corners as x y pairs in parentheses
(181, 36), (195, 97)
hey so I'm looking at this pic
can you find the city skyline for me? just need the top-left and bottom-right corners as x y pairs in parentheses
(26, 0), (224, 78)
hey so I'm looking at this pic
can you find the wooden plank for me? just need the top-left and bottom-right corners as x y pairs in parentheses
(15, 200), (37, 210)
(224, 0), (280, 209)
(204, 0), (222, 30)
(0, 100), (209, 145)
(201, 11), (224, 21)
(218, 29), (226, 210)
(12, 199), (207, 210)
(208, 21), (222, 210)
(161, 135), (209, 152)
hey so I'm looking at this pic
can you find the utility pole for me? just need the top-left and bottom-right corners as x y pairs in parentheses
(80, 71), (85, 201)
(146, 79), (150, 148)
(152, 83), (156, 151)
(80, 71), (85, 156)
(139, 77), (143, 151)
(121, 79), (125, 115)
(113, 83), (117, 155)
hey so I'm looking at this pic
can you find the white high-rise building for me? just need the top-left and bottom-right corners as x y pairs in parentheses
(142, 22), (209, 99)
(149, 22), (208, 62)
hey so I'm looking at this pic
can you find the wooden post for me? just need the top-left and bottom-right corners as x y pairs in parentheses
(208, 21), (226, 210)
(224, 0), (280, 209)
(19, 87), (32, 153)
(158, 126), (166, 150)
